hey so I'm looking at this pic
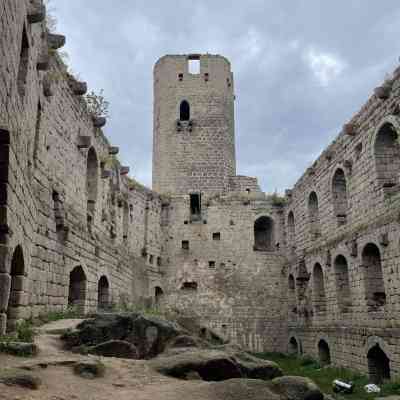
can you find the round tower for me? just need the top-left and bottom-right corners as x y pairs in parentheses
(152, 54), (236, 195)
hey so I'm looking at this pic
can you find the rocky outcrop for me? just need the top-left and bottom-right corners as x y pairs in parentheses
(267, 376), (324, 400)
(62, 313), (183, 358)
(150, 349), (283, 381)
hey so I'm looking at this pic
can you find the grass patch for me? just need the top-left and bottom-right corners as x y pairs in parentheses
(36, 306), (82, 325)
(0, 320), (36, 344)
(254, 352), (400, 400)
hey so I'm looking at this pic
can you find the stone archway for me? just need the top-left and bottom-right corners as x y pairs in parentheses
(98, 275), (110, 310)
(288, 337), (299, 356)
(68, 266), (87, 313)
(318, 339), (331, 366)
(367, 344), (390, 384)
(6, 245), (26, 331)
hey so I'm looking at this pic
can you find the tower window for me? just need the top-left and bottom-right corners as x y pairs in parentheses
(190, 193), (201, 220)
(188, 59), (200, 74)
(213, 232), (221, 241)
(209, 261), (215, 268)
(180, 100), (190, 121)
(182, 240), (189, 250)
(18, 25), (30, 97)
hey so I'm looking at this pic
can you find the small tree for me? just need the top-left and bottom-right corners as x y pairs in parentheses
(84, 89), (110, 118)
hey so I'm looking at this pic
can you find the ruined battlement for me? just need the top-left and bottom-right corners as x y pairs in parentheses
(1, 0), (400, 384)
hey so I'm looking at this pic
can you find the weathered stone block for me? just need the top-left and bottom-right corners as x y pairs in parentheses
(10, 276), (26, 292)
(109, 146), (119, 155)
(120, 166), (130, 176)
(343, 123), (357, 136)
(374, 85), (391, 100)
(77, 136), (91, 149)
(0, 245), (11, 273)
(0, 313), (6, 335)
(69, 79), (87, 95)
(9, 291), (28, 307)
(0, 273), (11, 312)
(27, 3), (46, 24)
(47, 34), (66, 50)
(92, 117), (106, 128)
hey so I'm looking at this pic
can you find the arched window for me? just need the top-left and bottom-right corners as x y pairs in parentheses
(180, 100), (190, 121)
(374, 123), (400, 188)
(98, 276), (110, 310)
(287, 211), (295, 248)
(288, 274), (296, 320)
(313, 263), (326, 314)
(69, 266), (87, 313)
(7, 245), (26, 330)
(254, 216), (274, 251)
(368, 344), (390, 384)
(0, 130), (10, 212)
(308, 192), (320, 236)
(334, 255), (352, 313)
(362, 243), (386, 312)
(318, 340), (331, 366)
(17, 25), (30, 97)
(86, 147), (98, 230)
(332, 168), (348, 224)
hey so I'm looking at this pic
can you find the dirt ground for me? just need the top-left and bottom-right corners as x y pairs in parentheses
(0, 319), (212, 400)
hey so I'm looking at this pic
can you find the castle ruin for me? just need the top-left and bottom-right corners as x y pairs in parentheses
(1, 0), (400, 384)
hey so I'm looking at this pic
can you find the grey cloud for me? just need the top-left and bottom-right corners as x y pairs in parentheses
(53, 1), (400, 192)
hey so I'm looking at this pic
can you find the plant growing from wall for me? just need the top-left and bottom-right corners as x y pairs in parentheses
(84, 89), (110, 118)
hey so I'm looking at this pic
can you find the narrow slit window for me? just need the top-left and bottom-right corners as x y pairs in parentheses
(182, 240), (189, 250)
(18, 25), (30, 97)
(33, 102), (42, 166)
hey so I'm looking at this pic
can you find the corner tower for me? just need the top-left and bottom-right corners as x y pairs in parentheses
(152, 54), (236, 194)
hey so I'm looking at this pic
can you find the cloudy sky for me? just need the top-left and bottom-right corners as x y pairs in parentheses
(52, 1), (400, 193)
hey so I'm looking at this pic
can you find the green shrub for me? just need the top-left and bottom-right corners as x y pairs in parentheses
(15, 320), (35, 343)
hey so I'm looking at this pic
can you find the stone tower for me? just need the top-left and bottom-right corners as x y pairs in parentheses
(152, 54), (236, 195)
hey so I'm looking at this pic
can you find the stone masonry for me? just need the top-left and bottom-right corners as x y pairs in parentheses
(2, 0), (400, 384)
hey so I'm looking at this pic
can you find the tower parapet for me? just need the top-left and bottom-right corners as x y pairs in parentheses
(152, 54), (236, 194)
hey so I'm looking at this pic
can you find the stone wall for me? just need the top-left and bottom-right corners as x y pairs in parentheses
(161, 191), (287, 352)
(0, 0), (163, 333)
(283, 68), (400, 380)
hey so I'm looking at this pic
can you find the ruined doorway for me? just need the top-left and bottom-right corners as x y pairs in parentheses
(313, 264), (326, 314)
(367, 344), (390, 384)
(362, 243), (386, 312)
(155, 286), (164, 306)
(254, 216), (274, 251)
(318, 339), (331, 366)
(7, 245), (25, 331)
(98, 276), (110, 310)
(288, 337), (299, 356)
(68, 266), (87, 313)
(288, 275), (296, 321)
(86, 147), (98, 232)
(334, 255), (352, 313)
(374, 123), (400, 188)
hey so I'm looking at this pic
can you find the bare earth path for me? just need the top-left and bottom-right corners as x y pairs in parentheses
(0, 319), (211, 400)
